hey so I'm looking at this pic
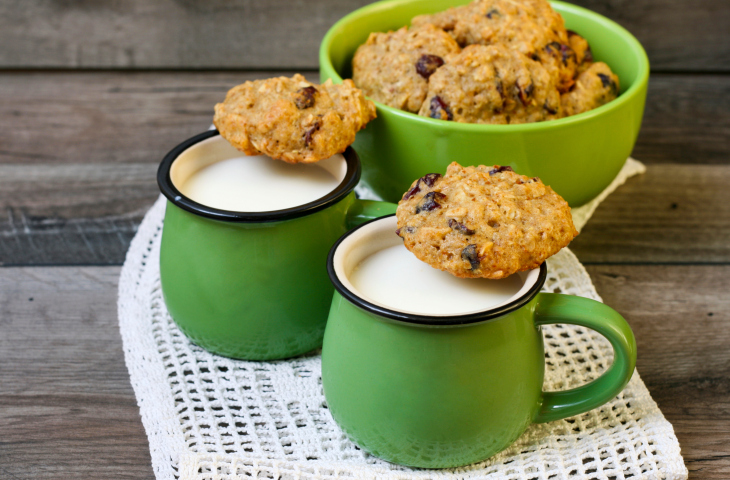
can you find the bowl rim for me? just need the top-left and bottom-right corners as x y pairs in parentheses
(319, 0), (650, 132)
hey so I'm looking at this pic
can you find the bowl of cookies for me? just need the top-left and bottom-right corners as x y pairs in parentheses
(319, 0), (649, 207)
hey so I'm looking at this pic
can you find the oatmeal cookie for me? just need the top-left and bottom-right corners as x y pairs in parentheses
(213, 74), (376, 164)
(412, 0), (580, 92)
(560, 62), (619, 117)
(352, 24), (461, 112)
(395, 163), (578, 279)
(418, 44), (561, 124)
(412, 0), (568, 56)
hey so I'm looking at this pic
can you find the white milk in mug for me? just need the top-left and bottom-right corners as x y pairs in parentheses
(170, 137), (346, 212)
(336, 216), (533, 317)
(349, 244), (525, 316)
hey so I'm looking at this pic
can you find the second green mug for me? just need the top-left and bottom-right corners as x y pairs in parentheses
(323, 215), (637, 468)
(157, 131), (396, 360)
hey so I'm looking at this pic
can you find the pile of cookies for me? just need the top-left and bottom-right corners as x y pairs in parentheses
(352, 0), (619, 124)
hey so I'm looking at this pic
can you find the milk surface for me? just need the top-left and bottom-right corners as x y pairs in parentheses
(349, 245), (524, 316)
(178, 155), (342, 212)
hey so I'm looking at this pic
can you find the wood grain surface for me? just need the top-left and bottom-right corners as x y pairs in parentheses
(632, 75), (730, 164)
(0, 0), (727, 71)
(0, 71), (289, 165)
(0, 163), (157, 266)
(587, 265), (730, 479)
(0, 0), (372, 70)
(1, 72), (728, 167)
(0, 267), (153, 480)
(569, 165), (730, 264)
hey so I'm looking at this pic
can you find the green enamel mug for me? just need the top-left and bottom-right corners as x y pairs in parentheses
(323, 215), (637, 468)
(157, 131), (397, 360)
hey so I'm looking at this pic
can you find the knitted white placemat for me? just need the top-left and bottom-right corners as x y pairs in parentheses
(119, 158), (687, 480)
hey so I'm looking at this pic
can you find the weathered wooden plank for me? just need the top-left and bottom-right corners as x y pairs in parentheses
(633, 74), (730, 164)
(570, 164), (730, 264)
(1, 72), (728, 166)
(0, 163), (159, 266)
(2, 265), (728, 477)
(0, 266), (154, 479)
(0, 71), (300, 165)
(2, 162), (729, 266)
(586, 265), (730, 479)
(0, 0), (371, 70)
(572, 0), (730, 72)
(0, 0), (727, 71)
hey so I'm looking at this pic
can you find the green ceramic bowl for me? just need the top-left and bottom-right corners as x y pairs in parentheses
(320, 0), (649, 207)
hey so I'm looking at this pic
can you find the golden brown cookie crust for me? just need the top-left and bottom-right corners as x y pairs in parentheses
(418, 44), (561, 124)
(395, 163), (578, 279)
(567, 30), (593, 71)
(213, 74), (376, 164)
(412, 0), (567, 56)
(352, 24), (460, 112)
(534, 40), (579, 93)
(412, 0), (583, 94)
(560, 62), (619, 117)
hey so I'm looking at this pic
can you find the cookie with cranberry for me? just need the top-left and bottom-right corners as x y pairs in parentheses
(213, 74), (376, 164)
(411, 0), (568, 57)
(534, 40), (579, 93)
(395, 162), (578, 279)
(560, 62), (619, 117)
(352, 24), (461, 112)
(412, 0), (581, 92)
(418, 44), (561, 124)
(537, 30), (595, 91)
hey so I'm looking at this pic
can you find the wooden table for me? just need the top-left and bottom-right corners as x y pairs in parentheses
(0, 1), (728, 478)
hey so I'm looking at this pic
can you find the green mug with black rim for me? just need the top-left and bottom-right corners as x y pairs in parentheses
(157, 131), (397, 360)
(323, 215), (636, 468)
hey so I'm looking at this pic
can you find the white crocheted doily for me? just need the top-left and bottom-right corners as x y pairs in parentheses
(119, 158), (687, 480)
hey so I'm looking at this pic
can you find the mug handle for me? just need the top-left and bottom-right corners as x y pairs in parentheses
(533, 292), (637, 423)
(346, 199), (398, 229)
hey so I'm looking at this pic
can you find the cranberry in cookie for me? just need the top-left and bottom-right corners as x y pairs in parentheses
(352, 24), (460, 112)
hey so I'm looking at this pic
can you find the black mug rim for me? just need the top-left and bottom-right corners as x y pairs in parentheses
(157, 130), (362, 223)
(327, 214), (548, 326)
